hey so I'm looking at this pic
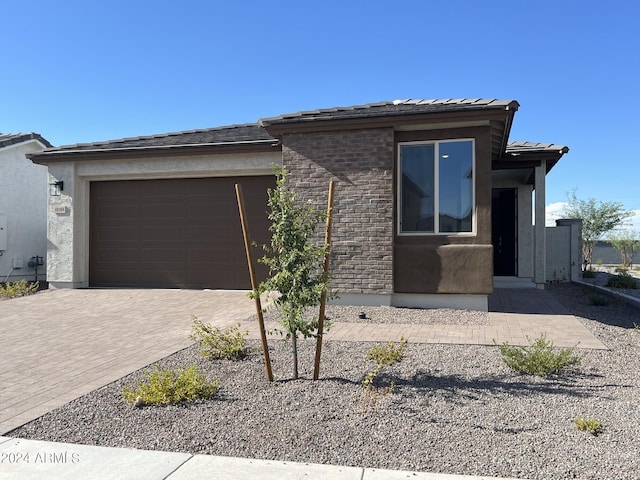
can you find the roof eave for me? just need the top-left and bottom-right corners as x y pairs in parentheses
(28, 139), (280, 164)
(494, 146), (569, 174)
(0, 133), (53, 150)
(260, 105), (518, 137)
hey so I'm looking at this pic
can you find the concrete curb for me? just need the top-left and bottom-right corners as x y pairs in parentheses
(573, 279), (640, 310)
(0, 436), (524, 480)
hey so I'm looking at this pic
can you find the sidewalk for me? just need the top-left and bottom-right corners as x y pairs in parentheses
(0, 436), (523, 480)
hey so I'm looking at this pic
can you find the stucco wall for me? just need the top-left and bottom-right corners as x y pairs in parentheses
(45, 151), (281, 288)
(394, 126), (494, 295)
(546, 219), (582, 282)
(0, 141), (48, 282)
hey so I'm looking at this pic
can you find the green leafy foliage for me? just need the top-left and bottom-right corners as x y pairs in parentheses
(189, 316), (248, 360)
(122, 364), (219, 406)
(254, 167), (330, 378)
(574, 417), (603, 436)
(366, 338), (408, 368)
(562, 190), (633, 268)
(582, 269), (597, 279)
(606, 271), (638, 289)
(608, 230), (640, 268)
(361, 338), (407, 411)
(499, 336), (583, 377)
(0, 280), (39, 299)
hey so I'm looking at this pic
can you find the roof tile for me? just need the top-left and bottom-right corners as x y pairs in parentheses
(43, 123), (276, 153)
(0, 132), (52, 149)
(259, 98), (518, 126)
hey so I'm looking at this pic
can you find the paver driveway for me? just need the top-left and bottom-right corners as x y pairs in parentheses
(0, 288), (256, 434)
(0, 286), (605, 435)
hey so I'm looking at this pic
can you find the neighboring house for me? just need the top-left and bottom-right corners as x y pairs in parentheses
(0, 133), (52, 283)
(28, 99), (568, 310)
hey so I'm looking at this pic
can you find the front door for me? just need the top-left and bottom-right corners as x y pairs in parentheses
(492, 188), (517, 276)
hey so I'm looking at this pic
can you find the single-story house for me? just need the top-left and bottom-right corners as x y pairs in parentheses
(28, 99), (568, 311)
(0, 133), (52, 283)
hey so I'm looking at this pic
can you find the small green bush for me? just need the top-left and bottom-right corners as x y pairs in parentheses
(361, 337), (407, 409)
(606, 271), (638, 289)
(122, 364), (219, 406)
(0, 280), (39, 299)
(362, 337), (407, 391)
(499, 336), (583, 377)
(588, 294), (610, 307)
(189, 316), (248, 360)
(582, 269), (597, 279)
(574, 417), (602, 436)
(366, 338), (407, 368)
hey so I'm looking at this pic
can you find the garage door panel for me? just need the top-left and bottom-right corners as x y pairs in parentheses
(140, 225), (185, 241)
(96, 226), (139, 242)
(96, 204), (140, 220)
(141, 248), (188, 263)
(96, 248), (139, 263)
(90, 176), (275, 289)
(141, 203), (188, 219)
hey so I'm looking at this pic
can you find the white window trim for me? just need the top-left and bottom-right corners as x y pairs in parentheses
(397, 138), (476, 236)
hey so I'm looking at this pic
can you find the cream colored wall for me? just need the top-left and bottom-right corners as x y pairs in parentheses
(0, 140), (48, 282)
(46, 151), (281, 288)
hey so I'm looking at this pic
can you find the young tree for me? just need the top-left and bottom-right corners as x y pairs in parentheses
(562, 190), (633, 268)
(608, 230), (640, 268)
(256, 168), (329, 379)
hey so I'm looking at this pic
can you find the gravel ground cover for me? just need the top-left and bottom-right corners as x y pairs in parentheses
(584, 268), (640, 302)
(10, 283), (640, 480)
(267, 304), (490, 326)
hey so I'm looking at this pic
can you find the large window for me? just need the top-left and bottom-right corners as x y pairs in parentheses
(399, 139), (474, 234)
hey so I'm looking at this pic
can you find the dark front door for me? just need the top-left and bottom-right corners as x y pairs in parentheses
(492, 188), (517, 276)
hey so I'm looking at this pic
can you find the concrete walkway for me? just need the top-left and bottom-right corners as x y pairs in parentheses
(0, 435), (522, 480)
(239, 287), (606, 349)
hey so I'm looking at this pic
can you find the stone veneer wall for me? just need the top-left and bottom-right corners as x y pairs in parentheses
(281, 128), (394, 295)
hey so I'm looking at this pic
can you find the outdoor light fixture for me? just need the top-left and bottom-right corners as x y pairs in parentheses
(49, 181), (64, 196)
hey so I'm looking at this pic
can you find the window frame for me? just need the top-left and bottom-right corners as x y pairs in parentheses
(397, 138), (476, 236)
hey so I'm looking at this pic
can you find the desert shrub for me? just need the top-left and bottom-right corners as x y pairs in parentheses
(122, 364), (219, 406)
(0, 280), (39, 299)
(189, 316), (248, 360)
(499, 336), (582, 377)
(588, 294), (610, 306)
(361, 338), (407, 411)
(574, 417), (602, 436)
(606, 271), (638, 289)
(366, 338), (407, 368)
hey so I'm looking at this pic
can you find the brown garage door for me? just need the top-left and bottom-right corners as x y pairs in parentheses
(89, 176), (275, 289)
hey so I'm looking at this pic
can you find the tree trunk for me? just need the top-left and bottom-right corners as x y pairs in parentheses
(291, 334), (299, 379)
(583, 241), (595, 269)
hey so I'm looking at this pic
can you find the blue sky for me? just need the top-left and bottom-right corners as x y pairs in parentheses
(3, 1), (639, 229)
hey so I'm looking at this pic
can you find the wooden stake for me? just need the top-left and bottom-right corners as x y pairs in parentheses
(235, 183), (274, 382)
(313, 179), (335, 380)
